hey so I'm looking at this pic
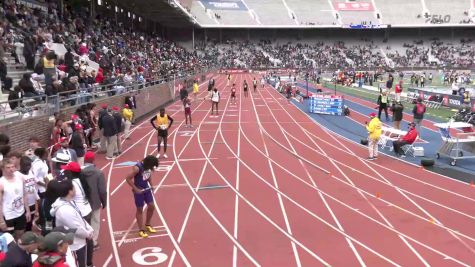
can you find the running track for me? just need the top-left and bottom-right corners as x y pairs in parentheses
(90, 73), (475, 267)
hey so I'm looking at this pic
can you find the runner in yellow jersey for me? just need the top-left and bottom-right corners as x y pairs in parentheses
(192, 81), (199, 102)
(150, 108), (174, 158)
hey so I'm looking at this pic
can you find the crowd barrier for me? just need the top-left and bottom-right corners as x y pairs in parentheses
(0, 70), (212, 152)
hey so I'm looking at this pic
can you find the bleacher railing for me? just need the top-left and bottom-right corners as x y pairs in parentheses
(0, 68), (210, 123)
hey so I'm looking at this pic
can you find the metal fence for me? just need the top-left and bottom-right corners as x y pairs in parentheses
(0, 69), (210, 123)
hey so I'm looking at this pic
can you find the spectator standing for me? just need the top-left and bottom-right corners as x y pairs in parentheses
(31, 148), (49, 199)
(50, 179), (94, 267)
(25, 137), (41, 160)
(97, 104), (108, 154)
(82, 152), (107, 249)
(23, 36), (35, 71)
(377, 90), (389, 121)
(122, 104), (133, 140)
(365, 113), (382, 161)
(412, 98), (426, 137)
(394, 80), (403, 102)
(33, 231), (73, 267)
(70, 124), (86, 166)
(390, 101), (404, 130)
(102, 109), (119, 160)
(112, 106), (123, 155)
(18, 156), (39, 232)
(386, 75), (393, 90)
(0, 159), (31, 240)
(2, 231), (42, 267)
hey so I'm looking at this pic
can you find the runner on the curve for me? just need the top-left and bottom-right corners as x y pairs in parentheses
(183, 95), (193, 128)
(253, 77), (257, 93)
(243, 80), (249, 98)
(231, 83), (237, 105)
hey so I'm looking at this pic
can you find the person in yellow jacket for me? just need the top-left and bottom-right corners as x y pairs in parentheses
(192, 80), (199, 102)
(366, 112), (382, 160)
(122, 104), (134, 139)
(150, 108), (174, 158)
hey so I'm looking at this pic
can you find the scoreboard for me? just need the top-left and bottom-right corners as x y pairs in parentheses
(308, 95), (344, 115)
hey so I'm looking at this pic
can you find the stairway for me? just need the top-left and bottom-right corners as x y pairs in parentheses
(2, 52), (29, 101)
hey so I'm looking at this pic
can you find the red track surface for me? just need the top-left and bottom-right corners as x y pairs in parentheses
(91, 74), (475, 267)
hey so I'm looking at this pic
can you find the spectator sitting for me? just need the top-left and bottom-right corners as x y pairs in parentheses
(31, 73), (45, 95)
(19, 73), (39, 98)
(393, 122), (418, 156)
(8, 86), (24, 110)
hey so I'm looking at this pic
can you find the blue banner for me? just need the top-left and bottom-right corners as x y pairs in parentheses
(200, 0), (248, 11)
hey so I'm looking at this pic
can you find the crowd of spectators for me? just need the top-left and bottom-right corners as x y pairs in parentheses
(0, 0), (206, 112)
(0, 98), (137, 266)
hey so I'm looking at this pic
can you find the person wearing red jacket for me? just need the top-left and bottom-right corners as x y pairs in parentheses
(33, 231), (73, 267)
(393, 122), (418, 156)
(395, 80), (403, 102)
(95, 69), (104, 84)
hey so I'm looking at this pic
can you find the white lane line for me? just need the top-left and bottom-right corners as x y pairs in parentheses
(249, 79), (302, 267)
(170, 76), (261, 267)
(255, 85), (365, 266)
(102, 254), (113, 267)
(238, 91), (470, 265)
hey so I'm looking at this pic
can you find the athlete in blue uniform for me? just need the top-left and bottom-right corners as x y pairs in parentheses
(126, 155), (159, 238)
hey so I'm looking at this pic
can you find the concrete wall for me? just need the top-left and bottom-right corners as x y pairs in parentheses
(0, 72), (211, 152)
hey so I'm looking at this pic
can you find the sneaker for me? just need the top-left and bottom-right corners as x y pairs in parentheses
(105, 156), (115, 160)
(139, 230), (148, 238)
(145, 225), (157, 233)
(366, 157), (375, 161)
(373, 156), (378, 159)
(163, 154), (168, 159)
(400, 155), (406, 158)
(157, 153), (161, 158)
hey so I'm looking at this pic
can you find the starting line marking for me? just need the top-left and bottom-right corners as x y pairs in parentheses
(117, 234), (169, 244)
(226, 114), (238, 117)
(155, 165), (173, 172)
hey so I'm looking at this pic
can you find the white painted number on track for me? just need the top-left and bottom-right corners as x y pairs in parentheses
(132, 247), (168, 265)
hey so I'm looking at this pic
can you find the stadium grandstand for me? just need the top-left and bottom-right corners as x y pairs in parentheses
(1, 0), (475, 267)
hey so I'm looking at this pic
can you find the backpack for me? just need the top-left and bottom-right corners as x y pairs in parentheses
(343, 106), (350, 116)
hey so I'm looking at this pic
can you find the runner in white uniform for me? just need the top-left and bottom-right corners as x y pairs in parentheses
(0, 159), (30, 240)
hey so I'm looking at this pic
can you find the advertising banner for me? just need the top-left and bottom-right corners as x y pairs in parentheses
(200, 0), (247, 11)
(333, 2), (374, 11)
(408, 88), (474, 109)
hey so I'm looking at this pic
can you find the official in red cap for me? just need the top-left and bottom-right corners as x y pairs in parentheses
(60, 161), (81, 173)
(365, 112), (382, 160)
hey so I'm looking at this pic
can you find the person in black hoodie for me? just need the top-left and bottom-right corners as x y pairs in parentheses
(64, 48), (75, 73)
(101, 109), (118, 159)
(23, 35), (36, 71)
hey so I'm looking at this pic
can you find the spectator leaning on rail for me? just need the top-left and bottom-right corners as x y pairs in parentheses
(365, 112), (382, 161)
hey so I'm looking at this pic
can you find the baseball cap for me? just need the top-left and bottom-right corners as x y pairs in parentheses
(75, 124), (83, 130)
(51, 153), (71, 163)
(112, 106), (119, 111)
(124, 104), (129, 108)
(40, 231), (75, 252)
(369, 112), (376, 117)
(71, 114), (78, 120)
(61, 162), (81, 173)
(84, 151), (95, 161)
(101, 104), (108, 109)
(19, 232), (43, 246)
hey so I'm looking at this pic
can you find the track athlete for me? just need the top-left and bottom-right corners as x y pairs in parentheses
(126, 155), (159, 238)
(150, 108), (174, 159)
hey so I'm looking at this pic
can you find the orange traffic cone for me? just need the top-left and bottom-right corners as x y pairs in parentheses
(429, 217), (436, 224)
(376, 192), (381, 199)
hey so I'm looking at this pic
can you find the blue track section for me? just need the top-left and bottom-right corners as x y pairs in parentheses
(287, 83), (475, 175)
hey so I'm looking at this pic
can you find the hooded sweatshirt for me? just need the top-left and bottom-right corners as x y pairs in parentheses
(50, 198), (93, 251)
